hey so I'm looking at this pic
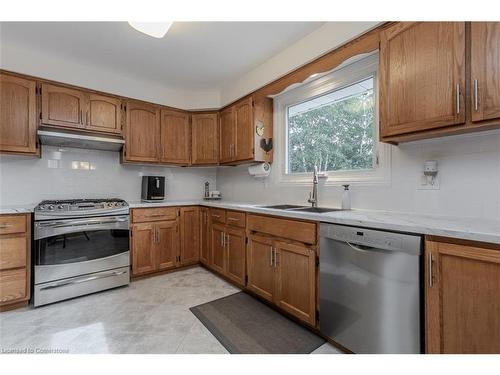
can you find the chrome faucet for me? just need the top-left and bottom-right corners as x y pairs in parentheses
(307, 165), (319, 207)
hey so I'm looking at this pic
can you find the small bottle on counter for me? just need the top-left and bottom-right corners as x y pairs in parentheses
(204, 181), (210, 199)
(342, 184), (351, 210)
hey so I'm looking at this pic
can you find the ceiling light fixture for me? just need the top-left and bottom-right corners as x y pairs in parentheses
(128, 22), (173, 38)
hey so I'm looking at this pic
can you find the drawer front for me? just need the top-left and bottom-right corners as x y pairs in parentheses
(226, 210), (246, 228)
(0, 235), (27, 270)
(132, 207), (178, 223)
(0, 215), (26, 235)
(247, 214), (317, 245)
(0, 268), (27, 304)
(210, 208), (226, 224)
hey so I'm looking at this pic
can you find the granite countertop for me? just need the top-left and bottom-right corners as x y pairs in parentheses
(2, 200), (499, 245)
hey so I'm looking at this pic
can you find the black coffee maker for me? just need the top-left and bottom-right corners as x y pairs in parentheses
(141, 176), (165, 202)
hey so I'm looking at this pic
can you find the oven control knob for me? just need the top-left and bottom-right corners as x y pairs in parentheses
(57, 205), (64, 209)
(48, 205), (55, 211)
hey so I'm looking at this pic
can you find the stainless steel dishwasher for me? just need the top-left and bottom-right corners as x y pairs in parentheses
(319, 223), (423, 353)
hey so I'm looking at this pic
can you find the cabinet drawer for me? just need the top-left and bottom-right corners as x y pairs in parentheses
(0, 268), (27, 304)
(0, 215), (27, 235)
(247, 214), (317, 245)
(210, 208), (226, 224)
(226, 210), (246, 228)
(0, 235), (27, 270)
(132, 207), (178, 223)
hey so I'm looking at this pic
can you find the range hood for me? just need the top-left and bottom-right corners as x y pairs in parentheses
(38, 130), (125, 152)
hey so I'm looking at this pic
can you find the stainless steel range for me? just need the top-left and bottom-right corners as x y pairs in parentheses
(33, 198), (130, 306)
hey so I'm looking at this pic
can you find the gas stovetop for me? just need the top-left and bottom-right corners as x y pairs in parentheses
(35, 198), (129, 220)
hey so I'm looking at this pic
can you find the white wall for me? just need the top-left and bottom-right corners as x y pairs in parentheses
(216, 131), (500, 221)
(0, 147), (216, 206)
(219, 22), (380, 105)
(0, 39), (221, 110)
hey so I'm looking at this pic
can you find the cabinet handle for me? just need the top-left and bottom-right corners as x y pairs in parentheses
(221, 232), (224, 247)
(80, 109), (83, 124)
(474, 79), (479, 111)
(270, 246), (274, 267)
(227, 218), (239, 222)
(274, 248), (278, 267)
(428, 253), (433, 287)
(456, 84), (461, 114)
(0, 224), (9, 229)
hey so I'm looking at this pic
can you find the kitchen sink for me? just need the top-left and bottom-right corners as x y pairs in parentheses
(260, 204), (307, 210)
(290, 207), (344, 213)
(260, 204), (344, 213)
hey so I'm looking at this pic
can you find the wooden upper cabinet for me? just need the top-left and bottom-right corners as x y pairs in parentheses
(274, 241), (316, 326)
(156, 220), (179, 271)
(41, 83), (86, 129)
(380, 22), (466, 138)
(180, 207), (200, 265)
(471, 22), (500, 123)
(246, 234), (275, 302)
(86, 93), (122, 134)
(160, 109), (190, 165)
(234, 97), (254, 161)
(191, 113), (219, 165)
(219, 106), (235, 163)
(124, 101), (159, 163)
(426, 238), (500, 353)
(0, 74), (37, 155)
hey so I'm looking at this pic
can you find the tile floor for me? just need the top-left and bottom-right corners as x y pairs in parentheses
(0, 267), (342, 354)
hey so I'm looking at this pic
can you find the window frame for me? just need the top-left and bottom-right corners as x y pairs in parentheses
(273, 52), (391, 186)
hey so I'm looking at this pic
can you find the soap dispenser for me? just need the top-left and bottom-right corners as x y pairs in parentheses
(341, 184), (351, 210)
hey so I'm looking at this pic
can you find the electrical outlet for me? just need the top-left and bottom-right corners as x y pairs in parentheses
(417, 174), (440, 190)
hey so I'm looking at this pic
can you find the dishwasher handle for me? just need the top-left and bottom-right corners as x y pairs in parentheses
(345, 241), (395, 255)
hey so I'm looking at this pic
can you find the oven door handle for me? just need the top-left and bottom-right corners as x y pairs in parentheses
(38, 270), (128, 291)
(37, 216), (129, 229)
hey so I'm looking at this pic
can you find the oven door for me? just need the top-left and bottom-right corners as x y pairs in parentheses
(34, 215), (130, 284)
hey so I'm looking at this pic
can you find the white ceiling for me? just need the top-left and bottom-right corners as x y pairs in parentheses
(0, 22), (324, 90)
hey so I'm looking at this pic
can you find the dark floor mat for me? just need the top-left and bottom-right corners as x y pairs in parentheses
(190, 292), (325, 354)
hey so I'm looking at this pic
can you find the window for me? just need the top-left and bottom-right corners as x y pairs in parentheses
(287, 76), (375, 174)
(274, 53), (390, 185)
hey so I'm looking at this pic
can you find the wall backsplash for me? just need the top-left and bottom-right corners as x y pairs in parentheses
(0, 146), (216, 206)
(217, 130), (500, 221)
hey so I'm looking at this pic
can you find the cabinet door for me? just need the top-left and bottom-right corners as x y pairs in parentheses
(211, 224), (226, 274)
(160, 109), (190, 165)
(225, 227), (246, 287)
(124, 101), (159, 163)
(274, 241), (316, 325)
(131, 223), (156, 275)
(380, 22), (466, 137)
(86, 93), (122, 134)
(426, 239), (500, 353)
(180, 207), (200, 265)
(199, 208), (211, 265)
(471, 22), (500, 123)
(156, 220), (179, 271)
(246, 234), (275, 302)
(41, 83), (86, 129)
(234, 97), (254, 161)
(0, 74), (37, 154)
(219, 107), (235, 163)
(191, 113), (219, 165)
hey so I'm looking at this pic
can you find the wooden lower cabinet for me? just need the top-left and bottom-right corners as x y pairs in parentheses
(211, 224), (226, 274)
(425, 237), (500, 353)
(0, 214), (30, 310)
(156, 220), (179, 271)
(199, 207), (211, 265)
(247, 234), (275, 302)
(180, 207), (200, 265)
(225, 227), (246, 286)
(274, 241), (316, 326)
(247, 234), (317, 326)
(131, 222), (157, 275)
